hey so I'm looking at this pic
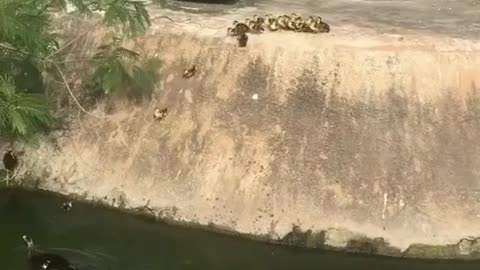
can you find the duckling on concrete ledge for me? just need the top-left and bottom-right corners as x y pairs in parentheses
(231, 20), (250, 36)
(248, 20), (264, 34)
(153, 108), (168, 120)
(183, 65), (196, 79)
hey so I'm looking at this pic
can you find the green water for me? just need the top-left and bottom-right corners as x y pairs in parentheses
(1, 188), (479, 270)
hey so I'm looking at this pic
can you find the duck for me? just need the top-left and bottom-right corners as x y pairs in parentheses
(290, 13), (301, 21)
(226, 27), (236, 36)
(22, 236), (78, 270)
(29, 253), (77, 270)
(183, 65), (196, 79)
(286, 19), (296, 31)
(23, 235), (34, 249)
(247, 21), (264, 34)
(3, 148), (18, 173)
(42, 260), (51, 269)
(153, 108), (168, 120)
(232, 20), (250, 36)
(318, 21), (330, 33)
(294, 20), (305, 32)
(307, 19), (320, 33)
(275, 15), (288, 30)
(267, 20), (279, 31)
(265, 14), (276, 25)
(237, 33), (248, 47)
(252, 14), (264, 25)
(62, 201), (72, 212)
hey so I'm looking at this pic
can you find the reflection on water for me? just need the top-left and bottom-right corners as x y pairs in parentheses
(0, 188), (479, 270)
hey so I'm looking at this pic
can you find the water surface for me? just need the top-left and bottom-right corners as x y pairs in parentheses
(0, 188), (479, 270)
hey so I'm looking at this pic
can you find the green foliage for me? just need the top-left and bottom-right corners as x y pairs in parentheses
(0, 75), (55, 140)
(91, 37), (161, 100)
(0, 0), (161, 141)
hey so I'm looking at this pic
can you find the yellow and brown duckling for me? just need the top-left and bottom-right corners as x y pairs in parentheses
(252, 14), (265, 25)
(247, 20), (264, 34)
(265, 14), (276, 25)
(153, 108), (168, 120)
(183, 65), (196, 79)
(267, 20), (279, 31)
(275, 15), (288, 30)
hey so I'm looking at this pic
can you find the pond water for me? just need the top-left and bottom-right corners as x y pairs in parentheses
(1, 188), (479, 270)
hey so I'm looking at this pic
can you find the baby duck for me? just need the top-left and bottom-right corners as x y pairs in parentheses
(286, 19), (296, 31)
(253, 14), (265, 25)
(237, 33), (248, 47)
(294, 20), (305, 32)
(276, 15), (288, 30)
(22, 235), (34, 249)
(248, 20), (264, 34)
(153, 108), (168, 120)
(232, 20), (250, 36)
(42, 260), (51, 269)
(318, 21), (330, 33)
(62, 201), (72, 212)
(265, 14), (276, 25)
(183, 65), (196, 79)
(268, 20), (279, 31)
(307, 19), (320, 33)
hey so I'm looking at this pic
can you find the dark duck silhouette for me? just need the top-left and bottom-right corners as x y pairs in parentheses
(62, 201), (73, 212)
(22, 235), (78, 270)
(183, 65), (196, 79)
(3, 149), (18, 173)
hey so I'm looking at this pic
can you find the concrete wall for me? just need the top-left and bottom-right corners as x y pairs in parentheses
(15, 10), (480, 258)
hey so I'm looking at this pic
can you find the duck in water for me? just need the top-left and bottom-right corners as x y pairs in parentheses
(62, 201), (73, 212)
(23, 235), (34, 249)
(22, 235), (78, 270)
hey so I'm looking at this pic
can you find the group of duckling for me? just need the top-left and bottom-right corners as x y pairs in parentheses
(227, 13), (330, 47)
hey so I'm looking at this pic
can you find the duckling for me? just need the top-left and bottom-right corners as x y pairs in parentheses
(232, 20), (250, 36)
(253, 14), (265, 25)
(237, 33), (248, 47)
(226, 27), (236, 36)
(290, 13), (301, 21)
(294, 20), (305, 32)
(318, 21), (330, 33)
(248, 21), (264, 34)
(153, 108), (168, 120)
(62, 201), (72, 212)
(30, 253), (78, 270)
(43, 260), (51, 269)
(265, 14), (276, 25)
(304, 16), (314, 25)
(268, 20), (279, 31)
(286, 19), (296, 31)
(183, 65), (196, 79)
(275, 15), (287, 30)
(22, 235), (34, 249)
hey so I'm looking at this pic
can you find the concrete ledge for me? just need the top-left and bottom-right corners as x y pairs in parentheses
(14, 8), (480, 259)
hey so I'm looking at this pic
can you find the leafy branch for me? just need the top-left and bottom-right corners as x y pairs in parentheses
(0, 0), (163, 142)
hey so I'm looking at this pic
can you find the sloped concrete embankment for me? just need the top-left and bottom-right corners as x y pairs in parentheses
(16, 27), (480, 258)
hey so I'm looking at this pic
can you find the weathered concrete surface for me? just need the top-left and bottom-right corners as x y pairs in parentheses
(12, 4), (480, 258)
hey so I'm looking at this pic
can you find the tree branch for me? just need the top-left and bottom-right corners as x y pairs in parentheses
(53, 62), (102, 119)
(46, 21), (101, 60)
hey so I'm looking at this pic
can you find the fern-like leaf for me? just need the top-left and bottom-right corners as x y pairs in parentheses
(0, 75), (55, 140)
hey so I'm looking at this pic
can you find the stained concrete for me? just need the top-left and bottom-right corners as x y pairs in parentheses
(8, 2), (480, 258)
